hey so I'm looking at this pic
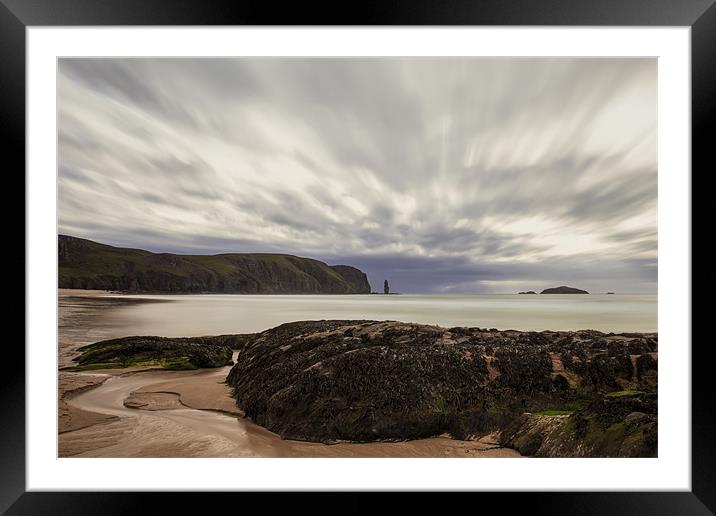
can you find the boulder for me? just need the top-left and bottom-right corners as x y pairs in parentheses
(69, 334), (249, 370)
(226, 320), (657, 456)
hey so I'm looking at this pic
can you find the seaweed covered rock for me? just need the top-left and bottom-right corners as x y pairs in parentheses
(500, 391), (657, 457)
(70, 335), (242, 370)
(226, 320), (658, 454)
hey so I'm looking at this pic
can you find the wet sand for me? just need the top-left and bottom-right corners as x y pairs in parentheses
(59, 373), (117, 433)
(58, 289), (521, 458)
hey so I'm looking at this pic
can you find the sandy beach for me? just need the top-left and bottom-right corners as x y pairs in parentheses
(58, 290), (521, 458)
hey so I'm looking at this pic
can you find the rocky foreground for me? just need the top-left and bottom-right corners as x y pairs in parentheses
(226, 320), (658, 457)
(69, 334), (254, 371)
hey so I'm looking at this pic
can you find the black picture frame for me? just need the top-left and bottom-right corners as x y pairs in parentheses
(5, 0), (713, 513)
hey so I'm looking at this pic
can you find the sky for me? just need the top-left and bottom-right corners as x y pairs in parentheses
(58, 58), (657, 293)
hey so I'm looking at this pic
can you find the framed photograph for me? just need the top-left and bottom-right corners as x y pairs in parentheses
(7, 0), (712, 512)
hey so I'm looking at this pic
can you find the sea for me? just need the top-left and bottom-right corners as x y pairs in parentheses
(101, 293), (657, 336)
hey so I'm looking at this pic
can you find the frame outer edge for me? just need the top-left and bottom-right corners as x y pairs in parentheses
(0, 1), (27, 514)
(7, 0), (714, 512)
(691, 0), (716, 512)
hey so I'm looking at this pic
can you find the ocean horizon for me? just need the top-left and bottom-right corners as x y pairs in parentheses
(100, 292), (657, 335)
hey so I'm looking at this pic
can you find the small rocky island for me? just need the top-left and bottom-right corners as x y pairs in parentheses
(226, 320), (657, 457)
(541, 286), (589, 294)
(518, 291), (537, 294)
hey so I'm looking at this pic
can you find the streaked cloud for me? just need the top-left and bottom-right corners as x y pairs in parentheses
(58, 58), (657, 293)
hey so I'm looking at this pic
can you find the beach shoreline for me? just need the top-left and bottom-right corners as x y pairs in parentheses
(58, 289), (522, 458)
(58, 288), (656, 458)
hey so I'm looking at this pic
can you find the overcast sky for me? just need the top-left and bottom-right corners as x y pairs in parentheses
(58, 58), (657, 293)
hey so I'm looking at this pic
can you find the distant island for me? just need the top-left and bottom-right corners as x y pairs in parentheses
(58, 235), (370, 294)
(540, 286), (589, 294)
(518, 291), (537, 294)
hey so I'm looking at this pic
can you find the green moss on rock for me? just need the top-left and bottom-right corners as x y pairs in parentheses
(71, 335), (238, 370)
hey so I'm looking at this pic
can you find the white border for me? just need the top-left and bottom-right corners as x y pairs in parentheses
(27, 27), (690, 491)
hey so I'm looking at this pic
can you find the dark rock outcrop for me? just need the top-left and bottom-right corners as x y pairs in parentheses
(69, 334), (255, 370)
(518, 291), (537, 294)
(58, 235), (370, 294)
(226, 320), (657, 456)
(540, 286), (589, 294)
(500, 391), (657, 457)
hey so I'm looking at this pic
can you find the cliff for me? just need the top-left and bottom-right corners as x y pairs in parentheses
(226, 320), (657, 457)
(58, 235), (371, 294)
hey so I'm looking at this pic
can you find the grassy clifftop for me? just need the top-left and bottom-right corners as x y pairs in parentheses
(58, 235), (371, 294)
